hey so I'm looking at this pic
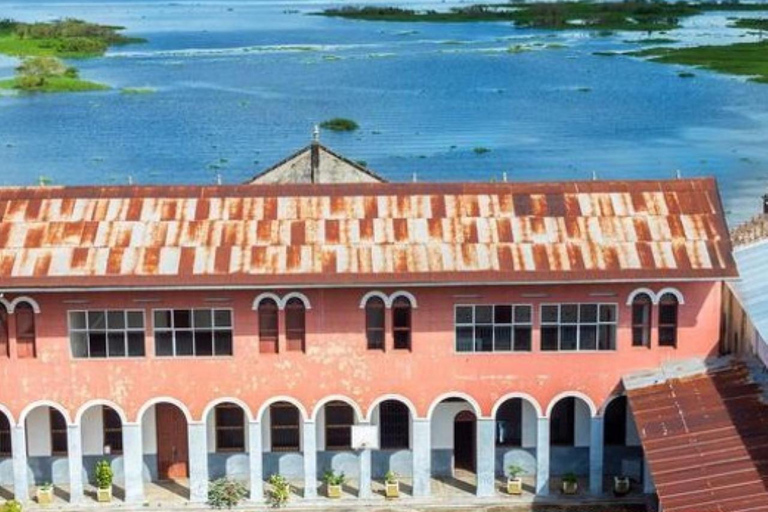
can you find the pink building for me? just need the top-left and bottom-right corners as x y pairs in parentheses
(0, 177), (736, 504)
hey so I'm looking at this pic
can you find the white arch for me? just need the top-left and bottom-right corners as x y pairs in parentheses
(281, 292), (312, 310)
(626, 287), (658, 306)
(491, 392), (544, 419)
(426, 392), (484, 420)
(545, 391), (598, 418)
(19, 400), (71, 425)
(256, 396), (309, 422)
(389, 291), (418, 309)
(201, 397), (254, 423)
(74, 399), (128, 425)
(252, 293), (283, 311)
(365, 394), (420, 422)
(0, 403), (15, 427)
(597, 393), (627, 418)
(0, 297), (11, 312)
(136, 397), (194, 424)
(359, 291), (391, 309)
(658, 287), (685, 305)
(310, 395), (364, 423)
(9, 296), (41, 314)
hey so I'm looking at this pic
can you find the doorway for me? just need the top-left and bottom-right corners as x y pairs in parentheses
(454, 410), (476, 472)
(156, 404), (189, 480)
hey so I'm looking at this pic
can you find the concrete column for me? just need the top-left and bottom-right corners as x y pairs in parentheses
(536, 417), (550, 496)
(122, 423), (145, 504)
(248, 421), (263, 501)
(302, 421), (317, 499)
(643, 455), (655, 494)
(358, 447), (372, 498)
(188, 422), (209, 503)
(589, 416), (604, 496)
(411, 419), (431, 498)
(12, 425), (29, 502)
(476, 419), (496, 497)
(67, 424), (84, 504)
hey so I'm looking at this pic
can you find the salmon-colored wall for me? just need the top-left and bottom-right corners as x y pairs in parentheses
(0, 281), (722, 423)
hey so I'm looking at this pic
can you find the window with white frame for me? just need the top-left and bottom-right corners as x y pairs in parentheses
(455, 305), (533, 352)
(69, 310), (145, 358)
(540, 304), (617, 351)
(154, 309), (233, 356)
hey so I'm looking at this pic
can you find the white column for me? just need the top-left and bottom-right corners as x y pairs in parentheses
(643, 455), (655, 494)
(12, 425), (29, 502)
(412, 419), (431, 498)
(536, 417), (550, 496)
(589, 416), (604, 496)
(358, 447), (372, 498)
(248, 421), (263, 501)
(67, 424), (84, 504)
(476, 419), (495, 497)
(188, 422), (209, 503)
(302, 421), (317, 499)
(122, 423), (145, 504)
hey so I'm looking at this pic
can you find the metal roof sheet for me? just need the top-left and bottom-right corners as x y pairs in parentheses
(0, 178), (737, 289)
(628, 363), (768, 512)
(729, 240), (768, 346)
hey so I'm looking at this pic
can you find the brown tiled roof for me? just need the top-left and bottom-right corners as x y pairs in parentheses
(0, 178), (737, 289)
(731, 214), (768, 248)
(628, 363), (768, 512)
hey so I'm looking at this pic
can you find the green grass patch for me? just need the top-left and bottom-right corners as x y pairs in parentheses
(625, 37), (679, 44)
(632, 40), (768, 84)
(121, 87), (156, 94)
(678, 71), (696, 78)
(0, 75), (109, 93)
(731, 18), (768, 31)
(320, 118), (359, 132)
(593, 50), (620, 56)
(473, 147), (491, 154)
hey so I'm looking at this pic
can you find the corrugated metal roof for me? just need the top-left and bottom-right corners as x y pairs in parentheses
(0, 178), (737, 289)
(729, 240), (768, 344)
(628, 363), (768, 512)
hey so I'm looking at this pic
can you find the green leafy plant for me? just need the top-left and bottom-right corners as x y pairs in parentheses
(266, 474), (291, 508)
(207, 478), (248, 509)
(322, 469), (346, 486)
(562, 472), (578, 484)
(1, 500), (23, 512)
(39, 482), (53, 491)
(95, 460), (114, 489)
(506, 464), (525, 479)
(384, 470), (399, 484)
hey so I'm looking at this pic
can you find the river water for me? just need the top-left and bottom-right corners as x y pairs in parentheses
(1, 0), (767, 224)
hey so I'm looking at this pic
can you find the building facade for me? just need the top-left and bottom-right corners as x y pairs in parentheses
(0, 178), (736, 503)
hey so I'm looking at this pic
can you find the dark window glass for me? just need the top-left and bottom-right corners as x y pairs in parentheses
(259, 299), (279, 353)
(494, 305), (512, 324)
(456, 326), (474, 352)
(176, 330), (194, 356)
(325, 402), (354, 450)
(1, 307), (9, 358)
(541, 305), (559, 323)
(632, 294), (652, 347)
(604, 397), (628, 446)
(475, 306), (493, 324)
(514, 326), (532, 351)
(195, 330), (214, 356)
(154, 309), (231, 357)
(70, 310), (145, 359)
(214, 331), (233, 356)
(494, 326), (512, 351)
(215, 405), (245, 452)
(380, 400), (410, 449)
(173, 310), (192, 329)
(270, 403), (300, 452)
(541, 303), (616, 351)
(541, 326), (559, 351)
(128, 332), (146, 356)
(659, 294), (679, 347)
(89, 332), (107, 358)
(579, 325), (597, 350)
(50, 408), (68, 455)
(0, 413), (10, 456)
(392, 297), (411, 350)
(365, 297), (385, 350)
(455, 307), (473, 324)
(496, 399), (522, 447)
(285, 298), (306, 352)
(108, 332), (126, 357)
(456, 304), (531, 352)
(103, 407), (123, 454)
(550, 398), (575, 446)
(15, 303), (36, 359)
(155, 331), (174, 356)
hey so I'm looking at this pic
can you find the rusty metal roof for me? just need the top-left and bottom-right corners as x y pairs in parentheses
(628, 363), (768, 512)
(0, 178), (737, 289)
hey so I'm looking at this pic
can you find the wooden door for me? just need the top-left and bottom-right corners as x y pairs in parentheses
(156, 404), (189, 480)
(454, 411), (476, 472)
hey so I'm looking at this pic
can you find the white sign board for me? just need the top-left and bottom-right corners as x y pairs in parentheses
(351, 425), (379, 450)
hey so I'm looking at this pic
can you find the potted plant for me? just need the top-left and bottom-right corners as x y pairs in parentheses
(384, 470), (400, 498)
(322, 470), (345, 499)
(614, 475), (631, 496)
(267, 474), (291, 508)
(95, 460), (114, 502)
(506, 464), (524, 495)
(561, 472), (578, 495)
(36, 482), (53, 505)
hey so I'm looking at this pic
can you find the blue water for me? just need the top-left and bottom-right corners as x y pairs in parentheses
(0, 0), (767, 224)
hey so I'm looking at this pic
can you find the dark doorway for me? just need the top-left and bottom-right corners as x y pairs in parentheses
(156, 404), (189, 480)
(454, 410), (476, 472)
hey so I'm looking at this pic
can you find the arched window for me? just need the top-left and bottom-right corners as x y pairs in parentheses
(324, 401), (354, 451)
(285, 298), (306, 352)
(658, 293), (679, 347)
(0, 412), (10, 456)
(270, 403), (301, 452)
(379, 400), (410, 449)
(258, 298), (279, 353)
(550, 397), (575, 446)
(392, 296), (412, 350)
(365, 296), (385, 350)
(631, 293), (652, 347)
(0, 304), (8, 358)
(15, 302), (36, 359)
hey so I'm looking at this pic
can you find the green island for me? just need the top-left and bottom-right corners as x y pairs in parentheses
(0, 56), (109, 93)
(320, 118), (359, 132)
(731, 17), (768, 30)
(631, 40), (768, 84)
(318, 2), (768, 32)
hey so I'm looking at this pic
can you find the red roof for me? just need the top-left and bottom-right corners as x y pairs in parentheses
(628, 363), (768, 512)
(0, 178), (737, 289)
